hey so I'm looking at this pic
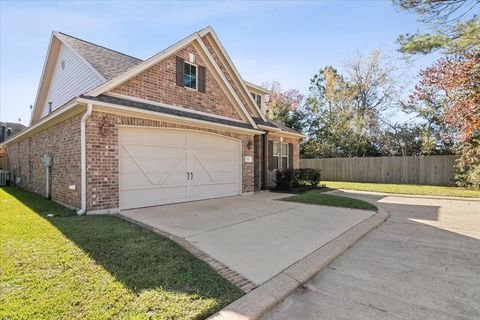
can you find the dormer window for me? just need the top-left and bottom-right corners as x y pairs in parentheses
(251, 92), (262, 108)
(183, 62), (197, 90)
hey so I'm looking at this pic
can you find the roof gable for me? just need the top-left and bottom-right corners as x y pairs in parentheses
(29, 27), (266, 127)
(109, 42), (245, 121)
(86, 29), (257, 127)
(39, 42), (104, 118)
(30, 34), (101, 124)
(55, 32), (142, 80)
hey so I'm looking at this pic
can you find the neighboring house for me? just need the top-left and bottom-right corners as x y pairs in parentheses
(0, 122), (26, 143)
(1, 26), (305, 214)
(0, 122), (26, 170)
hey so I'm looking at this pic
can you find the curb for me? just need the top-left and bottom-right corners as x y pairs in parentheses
(208, 205), (390, 320)
(333, 188), (480, 202)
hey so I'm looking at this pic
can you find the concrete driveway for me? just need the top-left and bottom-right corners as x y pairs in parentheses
(121, 192), (375, 285)
(263, 190), (480, 320)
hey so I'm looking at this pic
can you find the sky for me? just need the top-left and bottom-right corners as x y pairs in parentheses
(0, 0), (437, 125)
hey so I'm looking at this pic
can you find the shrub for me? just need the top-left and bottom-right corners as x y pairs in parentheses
(275, 168), (321, 190)
(275, 169), (295, 190)
(456, 165), (480, 189)
(297, 168), (321, 186)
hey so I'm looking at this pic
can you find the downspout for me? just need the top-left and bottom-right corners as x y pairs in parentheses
(77, 103), (93, 215)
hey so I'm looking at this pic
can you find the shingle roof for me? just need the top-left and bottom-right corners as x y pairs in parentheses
(0, 122), (27, 143)
(268, 119), (302, 134)
(81, 94), (257, 130)
(56, 32), (143, 80)
(55, 32), (302, 137)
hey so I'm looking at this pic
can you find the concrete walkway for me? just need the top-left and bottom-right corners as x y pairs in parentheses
(263, 190), (480, 320)
(121, 192), (375, 285)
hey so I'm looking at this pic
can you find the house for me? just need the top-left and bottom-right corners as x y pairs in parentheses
(0, 122), (26, 171)
(1, 27), (305, 214)
(0, 122), (26, 143)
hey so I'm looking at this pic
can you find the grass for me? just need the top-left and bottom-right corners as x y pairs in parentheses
(283, 189), (378, 211)
(0, 187), (242, 320)
(322, 181), (480, 198)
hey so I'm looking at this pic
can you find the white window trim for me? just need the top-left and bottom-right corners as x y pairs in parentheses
(273, 141), (280, 170)
(250, 92), (262, 108)
(281, 143), (289, 170)
(272, 142), (289, 170)
(184, 61), (198, 91)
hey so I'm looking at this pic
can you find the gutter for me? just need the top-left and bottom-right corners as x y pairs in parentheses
(77, 103), (93, 215)
(257, 124), (307, 139)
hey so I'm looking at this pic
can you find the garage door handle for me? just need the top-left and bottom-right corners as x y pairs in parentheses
(191, 172), (193, 180)
(187, 172), (190, 180)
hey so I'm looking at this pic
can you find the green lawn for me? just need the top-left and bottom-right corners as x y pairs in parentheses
(283, 190), (377, 211)
(0, 187), (242, 320)
(322, 181), (480, 198)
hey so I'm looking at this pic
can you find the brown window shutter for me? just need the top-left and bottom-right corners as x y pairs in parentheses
(198, 65), (206, 93)
(289, 143), (294, 169)
(176, 56), (184, 87)
(268, 140), (273, 171)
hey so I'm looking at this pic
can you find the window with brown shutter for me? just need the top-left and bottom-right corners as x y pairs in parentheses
(176, 56), (184, 87)
(183, 62), (197, 89)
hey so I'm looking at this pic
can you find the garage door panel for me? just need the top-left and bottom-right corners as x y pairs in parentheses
(192, 183), (238, 200)
(190, 133), (233, 147)
(192, 166), (237, 184)
(119, 128), (241, 210)
(120, 143), (187, 188)
(121, 130), (188, 146)
(121, 185), (189, 209)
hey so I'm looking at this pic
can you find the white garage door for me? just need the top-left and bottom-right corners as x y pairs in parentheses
(118, 127), (242, 210)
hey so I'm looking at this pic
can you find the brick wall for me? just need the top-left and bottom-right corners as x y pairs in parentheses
(86, 111), (255, 211)
(253, 135), (263, 191)
(6, 114), (82, 208)
(111, 44), (243, 121)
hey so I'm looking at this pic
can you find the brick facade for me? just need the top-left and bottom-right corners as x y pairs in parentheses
(6, 33), (302, 212)
(253, 135), (263, 191)
(86, 111), (255, 211)
(111, 44), (243, 121)
(6, 114), (82, 208)
(6, 109), (299, 211)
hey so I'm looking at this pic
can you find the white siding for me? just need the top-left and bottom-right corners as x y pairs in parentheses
(41, 43), (104, 117)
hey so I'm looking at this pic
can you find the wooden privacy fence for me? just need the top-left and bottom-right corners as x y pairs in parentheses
(300, 155), (458, 186)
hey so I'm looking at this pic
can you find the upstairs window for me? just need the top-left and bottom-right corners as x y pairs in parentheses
(183, 62), (197, 89)
(176, 56), (206, 93)
(251, 92), (262, 108)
